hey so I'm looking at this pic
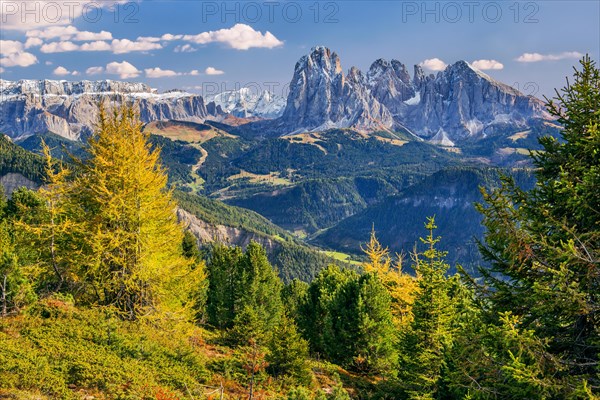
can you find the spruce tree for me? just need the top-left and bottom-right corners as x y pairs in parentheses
(400, 217), (456, 399)
(476, 56), (599, 396)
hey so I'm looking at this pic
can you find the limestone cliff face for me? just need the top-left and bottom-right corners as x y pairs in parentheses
(278, 46), (394, 133)
(176, 208), (278, 252)
(0, 79), (218, 140)
(0, 173), (39, 196)
(269, 47), (550, 143)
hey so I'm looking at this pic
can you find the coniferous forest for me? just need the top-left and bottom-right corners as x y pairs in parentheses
(0, 58), (598, 399)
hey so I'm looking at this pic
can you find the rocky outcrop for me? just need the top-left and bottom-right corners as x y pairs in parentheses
(0, 172), (39, 196)
(0, 79), (219, 140)
(404, 61), (550, 141)
(267, 47), (550, 143)
(176, 208), (278, 252)
(277, 46), (394, 134)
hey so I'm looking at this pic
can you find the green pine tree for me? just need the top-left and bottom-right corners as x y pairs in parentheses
(475, 56), (599, 397)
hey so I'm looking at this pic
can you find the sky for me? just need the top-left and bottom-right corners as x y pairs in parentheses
(1, 0), (599, 99)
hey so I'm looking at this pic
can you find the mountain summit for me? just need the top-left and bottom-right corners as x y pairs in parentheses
(270, 47), (551, 143)
(278, 46), (394, 133)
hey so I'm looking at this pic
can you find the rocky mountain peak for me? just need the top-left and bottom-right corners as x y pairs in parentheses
(279, 47), (393, 133)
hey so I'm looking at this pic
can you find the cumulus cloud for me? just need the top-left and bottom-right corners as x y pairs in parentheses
(419, 58), (447, 71)
(0, 40), (24, 56)
(145, 67), (179, 78)
(38, 39), (163, 54)
(174, 44), (197, 53)
(0, 40), (38, 67)
(471, 59), (504, 70)
(205, 67), (225, 75)
(24, 37), (44, 48)
(53, 66), (78, 76)
(40, 41), (79, 53)
(79, 41), (112, 52)
(515, 51), (584, 63)
(106, 61), (140, 79)
(183, 24), (283, 50)
(26, 24), (112, 41)
(144, 67), (202, 78)
(161, 34), (183, 41)
(110, 39), (163, 54)
(86, 66), (104, 75)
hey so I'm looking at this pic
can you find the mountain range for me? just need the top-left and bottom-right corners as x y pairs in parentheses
(1, 46), (552, 144)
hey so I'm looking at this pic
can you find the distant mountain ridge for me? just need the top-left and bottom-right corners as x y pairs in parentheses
(1, 46), (552, 144)
(205, 87), (286, 119)
(0, 79), (224, 140)
(262, 46), (551, 144)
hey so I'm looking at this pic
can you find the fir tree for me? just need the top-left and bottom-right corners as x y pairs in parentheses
(400, 217), (457, 399)
(476, 56), (599, 396)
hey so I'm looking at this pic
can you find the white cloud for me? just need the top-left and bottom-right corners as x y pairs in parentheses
(515, 51), (584, 63)
(144, 67), (201, 78)
(0, 67), (4, 73)
(80, 41), (112, 52)
(145, 67), (179, 78)
(105, 61), (140, 79)
(45, 61), (53, 65)
(110, 39), (163, 54)
(27, 25), (78, 40)
(53, 66), (79, 76)
(24, 37), (44, 48)
(183, 24), (283, 50)
(38, 38), (162, 54)
(161, 34), (183, 41)
(0, 40), (24, 56)
(174, 44), (197, 53)
(86, 66), (104, 75)
(471, 59), (504, 70)
(205, 67), (224, 75)
(40, 41), (79, 53)
(419, 58), (447, 71)
(74, 30), (112, 41)
(0, 40), (38, 67)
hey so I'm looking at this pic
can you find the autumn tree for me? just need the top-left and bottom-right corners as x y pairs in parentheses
(75, 105), (200, 320)
(362, 227), (418, 326)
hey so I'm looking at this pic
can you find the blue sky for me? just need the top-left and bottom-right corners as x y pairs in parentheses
(1, 0), (599, 99)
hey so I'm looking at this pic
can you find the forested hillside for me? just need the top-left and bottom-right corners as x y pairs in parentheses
(0, 57), (598, 400)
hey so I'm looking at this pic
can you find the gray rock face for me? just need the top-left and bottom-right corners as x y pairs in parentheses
(366, 59), (415, 115)
(0, 172), (38, 196)
(403, 61), (549, 142)
(274, 47), (550, 143)
(279, 46), (393, 133)
(0, 79), (217, 140)
(177, 208), (278, 253)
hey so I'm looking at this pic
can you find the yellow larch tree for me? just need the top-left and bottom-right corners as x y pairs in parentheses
(362, 227), (418, 326)
(76, 104), (202, 320)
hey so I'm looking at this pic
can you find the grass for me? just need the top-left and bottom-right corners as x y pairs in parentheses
(144, 121), (235, 144)
(321, 251), (363, 266)
(0, 296), (364, 399)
